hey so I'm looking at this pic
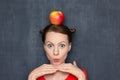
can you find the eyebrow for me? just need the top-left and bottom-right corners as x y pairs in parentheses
(45, 41), (67, 45)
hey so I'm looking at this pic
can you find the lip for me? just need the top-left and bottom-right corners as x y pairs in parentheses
(53, 59), (59, 62)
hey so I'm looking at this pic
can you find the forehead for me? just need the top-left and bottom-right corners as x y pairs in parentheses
(45, 31), (69, 43)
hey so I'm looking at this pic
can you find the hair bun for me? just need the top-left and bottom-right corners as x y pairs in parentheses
(69, 28), (76, 33)
(39, 29), (44, 34)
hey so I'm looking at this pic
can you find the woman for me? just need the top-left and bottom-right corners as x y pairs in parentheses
(28, 24), (88, 80)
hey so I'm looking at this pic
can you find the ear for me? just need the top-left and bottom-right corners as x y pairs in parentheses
(68, 42), (72, 51)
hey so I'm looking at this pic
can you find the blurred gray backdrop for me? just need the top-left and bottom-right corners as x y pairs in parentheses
(0, 0), (120, 80)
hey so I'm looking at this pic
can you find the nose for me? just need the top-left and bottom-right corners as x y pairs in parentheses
(53, 47), (59, 56)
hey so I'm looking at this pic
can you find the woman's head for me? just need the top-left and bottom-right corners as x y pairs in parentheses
(40, 24), (76, 65)
(40, 24), (76, 44)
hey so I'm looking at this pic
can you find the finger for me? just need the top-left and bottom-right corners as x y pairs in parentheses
(38, 64), (58, 75)
(58, 63), (75, 68)
(57, 63), (79, 73)
(57, 63), (73, 71)
(44, 69), (57, 74)
(73, 61), (77, 67)
(41, 64), (56, 69)
(42, 65), (58, 72)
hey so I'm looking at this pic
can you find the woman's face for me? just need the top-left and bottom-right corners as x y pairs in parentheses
(44, 31), (71, 66)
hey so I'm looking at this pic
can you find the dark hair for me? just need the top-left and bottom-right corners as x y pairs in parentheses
(40, 24), (76, 43)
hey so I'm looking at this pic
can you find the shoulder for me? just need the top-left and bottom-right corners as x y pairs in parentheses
(66, 68), (88, 80)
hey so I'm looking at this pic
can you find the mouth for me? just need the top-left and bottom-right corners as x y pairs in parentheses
(53, 59), (59, 62)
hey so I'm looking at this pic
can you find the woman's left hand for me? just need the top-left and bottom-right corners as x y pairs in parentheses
(57, 61), (86, 80)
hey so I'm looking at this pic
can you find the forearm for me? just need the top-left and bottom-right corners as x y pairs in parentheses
(78, 75), (86, 80)
(28, 70), (41, 80)
(28, 72), (36, 80)
(76, 71), (86, 80)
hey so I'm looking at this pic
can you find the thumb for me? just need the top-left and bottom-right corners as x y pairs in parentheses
(73, 60), (77, 67)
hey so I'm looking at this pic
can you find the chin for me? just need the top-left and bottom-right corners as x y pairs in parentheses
(52, 63), (60, 66)
(52, 62), (65, 66)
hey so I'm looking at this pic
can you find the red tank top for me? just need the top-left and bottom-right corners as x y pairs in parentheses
(36, 68), (88, 80)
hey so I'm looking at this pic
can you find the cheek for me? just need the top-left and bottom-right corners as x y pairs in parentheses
(60, 49), (69, 58)
(44, 48), (53, 60)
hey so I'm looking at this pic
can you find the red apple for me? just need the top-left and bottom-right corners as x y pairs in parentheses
(49, 10), (64, 25)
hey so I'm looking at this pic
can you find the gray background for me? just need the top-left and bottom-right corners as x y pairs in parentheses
(0, 0), (120, 80)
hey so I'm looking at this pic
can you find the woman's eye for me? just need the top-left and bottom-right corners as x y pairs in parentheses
(47, 44), (53, 48)
(59, 44), (65, 48)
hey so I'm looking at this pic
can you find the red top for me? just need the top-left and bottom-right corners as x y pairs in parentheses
(36, 68), (88, 80)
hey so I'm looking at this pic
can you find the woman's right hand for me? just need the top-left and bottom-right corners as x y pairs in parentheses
(28, 64), (57, 80)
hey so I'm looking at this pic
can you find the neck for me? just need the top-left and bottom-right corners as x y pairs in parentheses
(45, 69), (68, 80)
(52, 71), (68, 79)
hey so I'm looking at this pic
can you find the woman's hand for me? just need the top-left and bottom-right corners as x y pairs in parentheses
(28, 64), (57, 80)
(57, 61), (86, 80)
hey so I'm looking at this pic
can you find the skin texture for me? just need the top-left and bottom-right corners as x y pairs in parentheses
(28, 32), (86, 80)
